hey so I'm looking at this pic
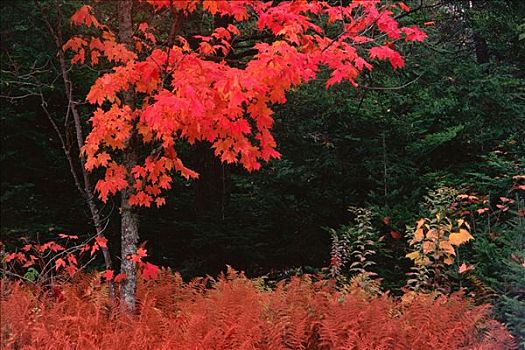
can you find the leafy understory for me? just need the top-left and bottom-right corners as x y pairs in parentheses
(0, 269), (517, 350)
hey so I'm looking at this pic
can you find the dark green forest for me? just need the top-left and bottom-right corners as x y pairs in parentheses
(1, 0), (524, 347)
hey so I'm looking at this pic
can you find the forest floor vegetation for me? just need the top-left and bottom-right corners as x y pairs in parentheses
(0, 268), (517, 350)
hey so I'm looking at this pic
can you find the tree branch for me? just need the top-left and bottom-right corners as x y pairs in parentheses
(35, 1), (114, 293)
(362, 73), (424, 90)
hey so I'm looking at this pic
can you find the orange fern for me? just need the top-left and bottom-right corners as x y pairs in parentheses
(0, 270), (517, 350)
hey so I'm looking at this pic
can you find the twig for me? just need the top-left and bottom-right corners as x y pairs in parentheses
(362, 73), (423, 90)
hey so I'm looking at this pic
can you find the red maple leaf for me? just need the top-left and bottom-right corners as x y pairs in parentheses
(130, 247), (148, 263)
(142, 262), (160, 281)
(70, 5), (99, 28)
(402, 26), (427, 42)
(369, 46), (405, 69)
(21, 244), (32, 252)
(136, 247), (147, 259)
(95, 235), (108, 249)
(398, 2), (410, 12)
(55, 258), (66, 271)
(67, 254), (78, 266)
(102, 269), (114, 281)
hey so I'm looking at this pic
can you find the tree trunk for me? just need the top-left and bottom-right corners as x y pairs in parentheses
(120, 186), (139, 312)
(117, 0), (139, 313)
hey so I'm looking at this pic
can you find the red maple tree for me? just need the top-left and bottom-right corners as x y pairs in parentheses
(65, 0), (425, 311)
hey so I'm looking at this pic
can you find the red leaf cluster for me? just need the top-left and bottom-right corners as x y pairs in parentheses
(64, 0), (427, 207)
(1, 269), (516, 349)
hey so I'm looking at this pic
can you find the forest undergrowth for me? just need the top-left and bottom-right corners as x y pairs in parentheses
(0, 268), (517, 350)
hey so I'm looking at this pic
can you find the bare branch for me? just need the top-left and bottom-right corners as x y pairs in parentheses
(362, 73), (424, 90)
(0, 93), (40, 101)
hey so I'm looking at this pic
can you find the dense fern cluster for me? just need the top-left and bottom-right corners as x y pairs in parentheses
(1, 269), (516, 349)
